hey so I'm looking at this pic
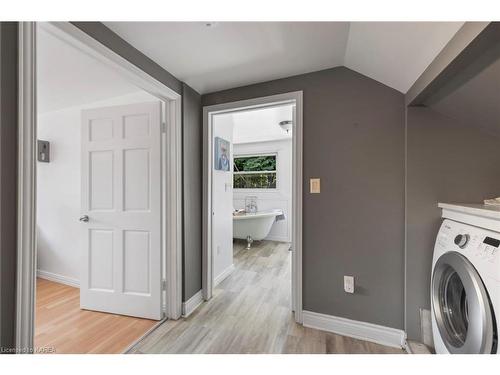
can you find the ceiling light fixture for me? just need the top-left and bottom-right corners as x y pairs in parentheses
(279, 120), (293, 134)
(204, 22), (219, 28)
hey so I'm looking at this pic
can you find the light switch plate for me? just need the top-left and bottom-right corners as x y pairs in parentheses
(310, 178), (320, 193)
(344, 276), (354, 293)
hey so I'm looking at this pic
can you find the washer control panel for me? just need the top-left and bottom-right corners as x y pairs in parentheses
(437, 220), (500, 280)
(477, 236), (500, 261)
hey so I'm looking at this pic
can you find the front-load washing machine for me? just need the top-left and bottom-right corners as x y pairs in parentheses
(431, 217), (500, 354)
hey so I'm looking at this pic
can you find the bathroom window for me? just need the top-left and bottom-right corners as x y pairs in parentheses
(233, 154), (277, 189)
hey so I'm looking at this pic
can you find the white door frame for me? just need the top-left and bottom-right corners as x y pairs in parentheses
(202, 91), (303, 323)
(16, 22), (183, 350)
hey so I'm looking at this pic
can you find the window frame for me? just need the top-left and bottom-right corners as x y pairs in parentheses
(233, 152), (279, 191)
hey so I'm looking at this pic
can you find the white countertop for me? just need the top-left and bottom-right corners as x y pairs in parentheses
(438, 203), (500, 232)
(438, 203), (500, 220)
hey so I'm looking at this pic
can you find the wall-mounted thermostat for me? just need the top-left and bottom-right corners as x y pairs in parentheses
(37, 140), (50, 163)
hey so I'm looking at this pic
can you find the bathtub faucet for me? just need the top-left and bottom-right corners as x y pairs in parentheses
(245, 196), (258, 214)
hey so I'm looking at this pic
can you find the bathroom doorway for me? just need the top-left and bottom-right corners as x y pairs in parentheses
(202, 92), (303, 323)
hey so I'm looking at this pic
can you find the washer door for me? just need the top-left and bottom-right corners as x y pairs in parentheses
(432, 252), (495, 354)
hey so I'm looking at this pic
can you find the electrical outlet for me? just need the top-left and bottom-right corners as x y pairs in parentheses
(344, 276), (354, 293)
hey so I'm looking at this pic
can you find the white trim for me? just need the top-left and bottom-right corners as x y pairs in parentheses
(302, 310), (407, 349)
(403, 106), (408, 337)
(16, 22), (37, 352)
(213, 264), (235, 288)
(291, 92), (303, 324)
(403, 340), (412, 354)
(203, 91), (303, 324)
(202, 102), (212, 301)
(234, 170), (277, 175)
(16, 21), (183, 351)
(164, 97), (183, 320)
(182, 290), (204, 318)
(123, 317), (167, 353)
(36, 270), (79, 288)
(264, 235), (289, 243)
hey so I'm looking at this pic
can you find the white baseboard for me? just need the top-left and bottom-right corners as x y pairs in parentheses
(37, 269), (79, 288)
(213, 264), (235, 287)
(265, 235), (291, 243)
(302, 310), (407, 349)
(182, 289), (204, 318)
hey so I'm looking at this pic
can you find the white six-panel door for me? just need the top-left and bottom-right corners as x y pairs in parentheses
(80, 101), (162, 320)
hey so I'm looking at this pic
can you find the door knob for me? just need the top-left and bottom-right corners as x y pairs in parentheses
(79, 215), (89, 222)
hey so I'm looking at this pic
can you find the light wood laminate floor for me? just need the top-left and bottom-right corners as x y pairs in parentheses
(35, 278), (157, 354)
(131, 240), (405, 354)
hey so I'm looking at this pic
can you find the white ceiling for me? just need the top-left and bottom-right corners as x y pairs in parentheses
(38, 26), (141, 114)
(344, 22), (464, 93)
(104, 22), (349, 94)
(104, 22), (464, 94)
(230, 105), (294, 144)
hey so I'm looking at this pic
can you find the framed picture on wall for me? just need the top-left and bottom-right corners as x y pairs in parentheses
(214, 137), (231, 171)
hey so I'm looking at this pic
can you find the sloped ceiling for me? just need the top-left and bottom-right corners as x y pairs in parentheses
(38, 26), (141, 114)
(104, 22), (464, 95)
(104, 22), (350, 94)
(344, 22), (464, 93)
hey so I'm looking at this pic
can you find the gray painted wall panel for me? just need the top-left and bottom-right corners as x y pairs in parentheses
(182, 83), (202, 301)
(406, 107), (500, 340)
(0, 22), (18, 350)
(202, 67), (406, 329)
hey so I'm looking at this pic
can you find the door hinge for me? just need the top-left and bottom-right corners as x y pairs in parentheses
(161, 122), (167, 133)
(162, 278), (167, 291)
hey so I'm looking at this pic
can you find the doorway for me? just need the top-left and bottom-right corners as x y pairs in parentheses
(36, 24), (163, 353)
(202, 92), (303, 323)
(16, 22), (183, 352)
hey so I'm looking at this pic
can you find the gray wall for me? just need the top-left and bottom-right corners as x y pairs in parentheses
(202, 67), (406, 329)
(182, 83), (202, 301)
(405, 106), (500, 340)
(0, 22), (18, 350)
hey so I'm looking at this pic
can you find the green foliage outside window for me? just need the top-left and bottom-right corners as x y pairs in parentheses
(233, 155), (277, 189)
(233, 155), (276, 172)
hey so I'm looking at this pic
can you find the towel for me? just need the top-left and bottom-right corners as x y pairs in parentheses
(275, 213), (286, 222)
(233, 209), (246, 216)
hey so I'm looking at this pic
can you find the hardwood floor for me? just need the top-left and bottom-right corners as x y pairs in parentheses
(130, 240), (405, 354)
(35, 278), (157, 354)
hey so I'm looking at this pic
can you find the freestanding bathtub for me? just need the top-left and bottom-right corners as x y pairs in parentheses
(233, 209), (283, 249)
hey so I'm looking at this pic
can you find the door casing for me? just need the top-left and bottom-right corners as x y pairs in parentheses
(202, 91), (303, 323)
(16, 22), (183, 351)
